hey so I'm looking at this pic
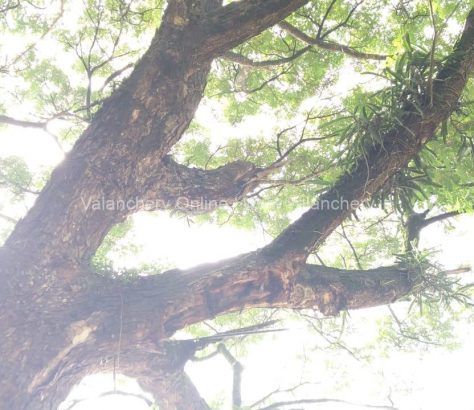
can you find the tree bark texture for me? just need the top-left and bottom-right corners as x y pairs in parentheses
(0, 1), (473, 408)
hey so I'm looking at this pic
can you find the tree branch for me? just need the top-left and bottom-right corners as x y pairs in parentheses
(278, 21), (387, 60)
(3, 1), (222, 266)
(217, 343), (243, 408)
(194, 0), (310, 60)
(63, 390), (153, 409)
(406, 210), (461, 251)
(263, 8), (474, 260)
(258, 398), (398, 410)
(2, 0), (312, 268)
(120, 343), (211, 410)
(0, 213), (17, 224)
(50, 257), (413, 409)
(422, 211), (461, 228)
(0, 1), (19, 15)
(222, 46), (311, 68)
(0, 114), (47, 130)
(98, 63), (134, 92)
(319, 0), (363, 40)
(119, 256), (414, 336)
(139, 369), (210, 410)
(139, 156), (280, 214)
(0, 1), (314, 268)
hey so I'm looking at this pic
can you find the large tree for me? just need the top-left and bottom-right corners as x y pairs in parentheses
(0, 0), (473, 408)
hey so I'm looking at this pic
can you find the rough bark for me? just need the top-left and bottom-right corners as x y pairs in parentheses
(0, 2), (473, 409)
(0, 1), (317, 407)
(194, 0), (310, 60)
(116, 257), (415, 333)
(139, 156), (278, 214)
(0, 253), (415, 408)
(2, 0), (308, 268)
(4, 5), (215, 267)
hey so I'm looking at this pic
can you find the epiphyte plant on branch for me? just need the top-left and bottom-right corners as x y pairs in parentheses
(0, 0), (473, 409)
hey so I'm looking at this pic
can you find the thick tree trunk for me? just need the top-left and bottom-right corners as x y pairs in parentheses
(0, 1), (314, 407)
(0, 2), (473, 409)
(0, 252), (415, 409)
(3, 10), (213, 267)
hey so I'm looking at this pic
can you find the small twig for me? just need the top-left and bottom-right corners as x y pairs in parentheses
(99, 63), (134, 92)
(242, 66), (293, 94)
(340, 222), (363, 270)
(300, 313), (361, 361)
(427, 0), (438, 107)
(0, 213), (17, 224)
(114, 289), (124, 392)
(317, 0), (338, 38)
(63, 390), (153, 410)
(0, 1), (19, 15)
(216, 344), (243, 408)
(250, 382), (316, 409)
(7, 0), (64, 68)
(190, 348), (221, 362)
(439, 267), (471, 275)
(387, 305), (441, 346)
(204, 144), (224, 170)
(258, 397), (399, 410)
(320, 0), (364, 40)
(314, 252), (326, 266)
(223, 46), (311, 68)
(421, 211), (460, 228)
(0, 172), (41, 195)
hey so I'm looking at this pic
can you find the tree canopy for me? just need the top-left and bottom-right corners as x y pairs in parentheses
(0, 0), (473, 409)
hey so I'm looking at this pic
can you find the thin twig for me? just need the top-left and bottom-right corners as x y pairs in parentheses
(223, 46), (311, 68)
